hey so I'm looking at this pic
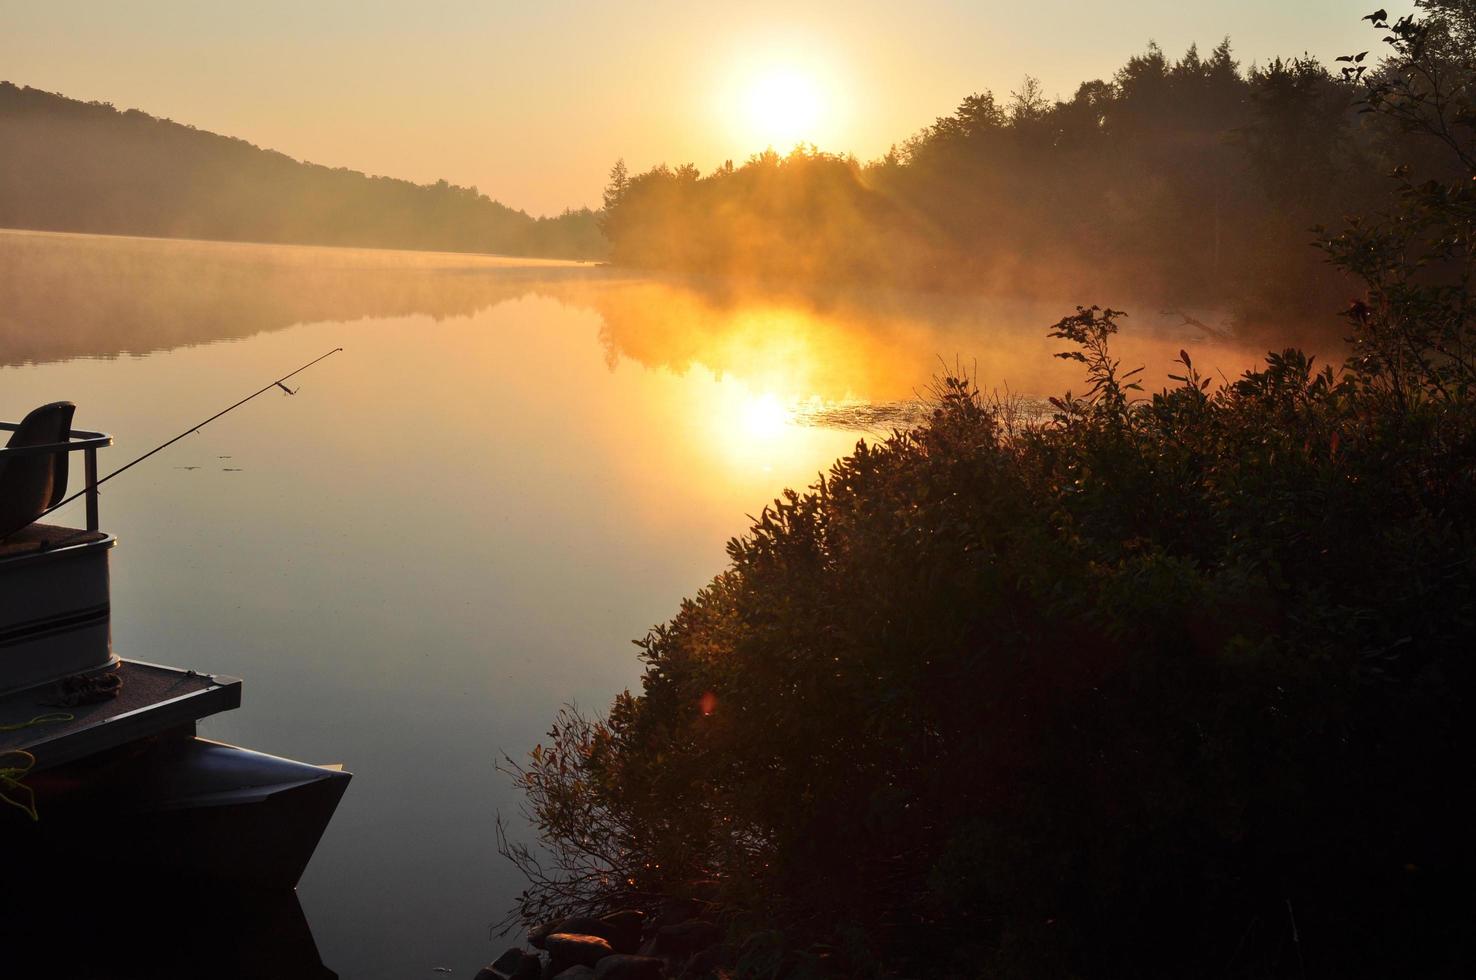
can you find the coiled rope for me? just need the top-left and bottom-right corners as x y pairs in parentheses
(1, 750), (41, 820)
(0, 712), (75, 821)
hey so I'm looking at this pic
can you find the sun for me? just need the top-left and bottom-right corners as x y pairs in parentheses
(742, 66), (825, 149)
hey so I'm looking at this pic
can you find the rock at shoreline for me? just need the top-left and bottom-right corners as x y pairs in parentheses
(676, 944), (729, 980)
(593, 954), (665, 980)
(552, 968), (595, 980)
(546, 933), (615, 973)
(531, 917), (622, 950)
(599, 910), (647, 953)
(652, 920), (721, 958)
(653, 898), (706, 930)
(477, 947), (541, 980)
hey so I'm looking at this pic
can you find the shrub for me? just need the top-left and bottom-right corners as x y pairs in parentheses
(504, 299), (1475, 974)
(501, 9), (1476, 976)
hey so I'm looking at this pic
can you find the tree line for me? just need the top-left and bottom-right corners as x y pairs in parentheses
(601, 28), (1464, 319)
(0, 82), (604, 260)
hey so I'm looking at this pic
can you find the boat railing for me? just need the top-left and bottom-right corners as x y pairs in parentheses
(0, 423), (113, 531)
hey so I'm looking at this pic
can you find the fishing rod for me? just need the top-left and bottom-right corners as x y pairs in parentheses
(16, 347), (344, 534)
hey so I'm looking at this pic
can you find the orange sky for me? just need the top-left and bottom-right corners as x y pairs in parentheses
(0, 1), (1405, 216)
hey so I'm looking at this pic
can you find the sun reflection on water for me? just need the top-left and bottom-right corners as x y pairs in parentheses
(738, 391), (792, 441)
(686, 372), (859, 480)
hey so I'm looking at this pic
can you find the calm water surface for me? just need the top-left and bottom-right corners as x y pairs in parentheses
(0, 230), (1331, 978)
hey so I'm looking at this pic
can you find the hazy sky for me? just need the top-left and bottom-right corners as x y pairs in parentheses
(1, 1), (1409, 216)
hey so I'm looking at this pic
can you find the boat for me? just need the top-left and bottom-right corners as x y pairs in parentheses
(0, 401), (351, 896)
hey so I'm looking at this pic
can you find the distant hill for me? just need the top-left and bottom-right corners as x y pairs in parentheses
(0, 82), (604, 259)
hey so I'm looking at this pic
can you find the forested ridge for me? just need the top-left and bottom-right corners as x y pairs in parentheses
(601, 34), (1460, 317)
(0, 82), (604, 260)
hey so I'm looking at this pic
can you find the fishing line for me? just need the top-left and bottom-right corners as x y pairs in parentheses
(9, 347), (343, 536)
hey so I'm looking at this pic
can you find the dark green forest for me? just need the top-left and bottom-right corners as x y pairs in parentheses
(0, 82), (604, 260)
(600, 27), (1461, 319)
(502, 7), (1476, 978)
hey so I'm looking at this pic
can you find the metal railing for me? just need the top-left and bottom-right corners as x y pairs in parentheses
(0, 425), (113, 531)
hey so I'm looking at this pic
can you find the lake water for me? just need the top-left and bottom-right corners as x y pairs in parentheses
(0, 229), (1335, 978)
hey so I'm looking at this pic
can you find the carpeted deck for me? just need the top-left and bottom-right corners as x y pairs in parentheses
(0, 660), (241, 768)
(0, 521), (108, 562)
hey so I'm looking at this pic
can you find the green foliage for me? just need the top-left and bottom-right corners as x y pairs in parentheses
(1323, 7), (1476, 409)
(506, 11), (1476, 977)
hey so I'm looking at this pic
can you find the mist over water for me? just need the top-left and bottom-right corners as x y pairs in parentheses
(0, 230), (1342, 977)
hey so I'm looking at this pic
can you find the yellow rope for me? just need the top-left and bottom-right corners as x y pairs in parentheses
(0, 713), (73, 821)
(0, 711), (74, 732)
(1, 750), (40, 821)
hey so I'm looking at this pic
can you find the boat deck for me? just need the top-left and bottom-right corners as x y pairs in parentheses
(0, 521), (108, 561)
(0, 660), (240, 769)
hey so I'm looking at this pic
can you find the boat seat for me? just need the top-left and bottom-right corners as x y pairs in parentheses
(0, 401), (76, 538)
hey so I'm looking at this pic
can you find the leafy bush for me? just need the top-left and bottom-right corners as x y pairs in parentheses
(505, 306), (1475, 974)
(502, 9), (1476, 977)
